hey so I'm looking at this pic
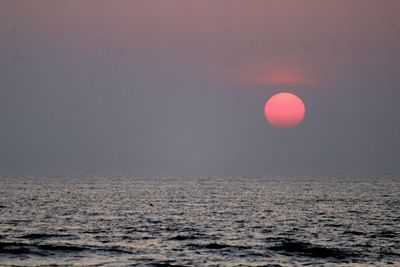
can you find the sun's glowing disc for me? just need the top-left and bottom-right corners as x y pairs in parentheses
(264, 92), (306, 128)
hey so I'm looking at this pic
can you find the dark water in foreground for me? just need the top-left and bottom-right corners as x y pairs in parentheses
(0, 176), (399, 266)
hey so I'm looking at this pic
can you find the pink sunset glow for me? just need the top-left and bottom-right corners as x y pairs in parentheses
(246, 66), (316, 86)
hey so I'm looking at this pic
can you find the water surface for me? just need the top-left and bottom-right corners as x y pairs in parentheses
(0, 176), (399, 266)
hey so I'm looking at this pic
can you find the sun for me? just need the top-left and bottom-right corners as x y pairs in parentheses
(264, 92), (306, 128)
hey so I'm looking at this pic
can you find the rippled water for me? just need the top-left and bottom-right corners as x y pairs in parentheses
(0, 176), (399, 266)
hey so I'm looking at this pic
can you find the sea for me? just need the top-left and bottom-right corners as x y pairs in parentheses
(0, 175), (399, 266)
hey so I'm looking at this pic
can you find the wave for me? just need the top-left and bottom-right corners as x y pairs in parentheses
(187, 243), (249, 250)
(0, 242), (132, 256)
(0, 241), (85, 255)
(148, 262), (186, 267)
(19, 233), (73, 239)
(169, 235), (200, 241)
(268, 239), (357, 259)
(343, 230), (367, 236)
(370, 230), (398, 238)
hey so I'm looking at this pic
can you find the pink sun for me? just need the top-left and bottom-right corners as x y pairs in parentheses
(264, 92), (306, 128)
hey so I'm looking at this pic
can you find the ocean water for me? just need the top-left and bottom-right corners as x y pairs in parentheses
(0, 176), (399, 266)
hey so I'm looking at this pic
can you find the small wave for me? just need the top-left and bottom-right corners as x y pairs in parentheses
(371, 230), (398, 238)
(187, 243), (249, 250)
(260, 227), (274, 233)
(148, 262), (185, 267)
(19, 233), (71, 239)
(0, 242), (33, 255)
(324, 223), (344, 228)
(268, 240), (356, 259)
(343, 230), (366, 236)
(0, 241), (136, 257)
(99, 246), (133, 254)
(38, 244), (86, 252)
(169, 235), (199, 241)
(146, 219), (163, 224)
(0, 241), (86, 255)
(7, 219), (32, 225)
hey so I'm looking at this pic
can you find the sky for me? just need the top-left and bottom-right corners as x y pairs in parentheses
(0, 0), (400, 176)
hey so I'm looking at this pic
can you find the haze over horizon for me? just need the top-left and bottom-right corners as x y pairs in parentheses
(1, 0), (400, 176)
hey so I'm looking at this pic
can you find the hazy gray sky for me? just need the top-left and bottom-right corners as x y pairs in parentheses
(1, 0), (399, 175)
